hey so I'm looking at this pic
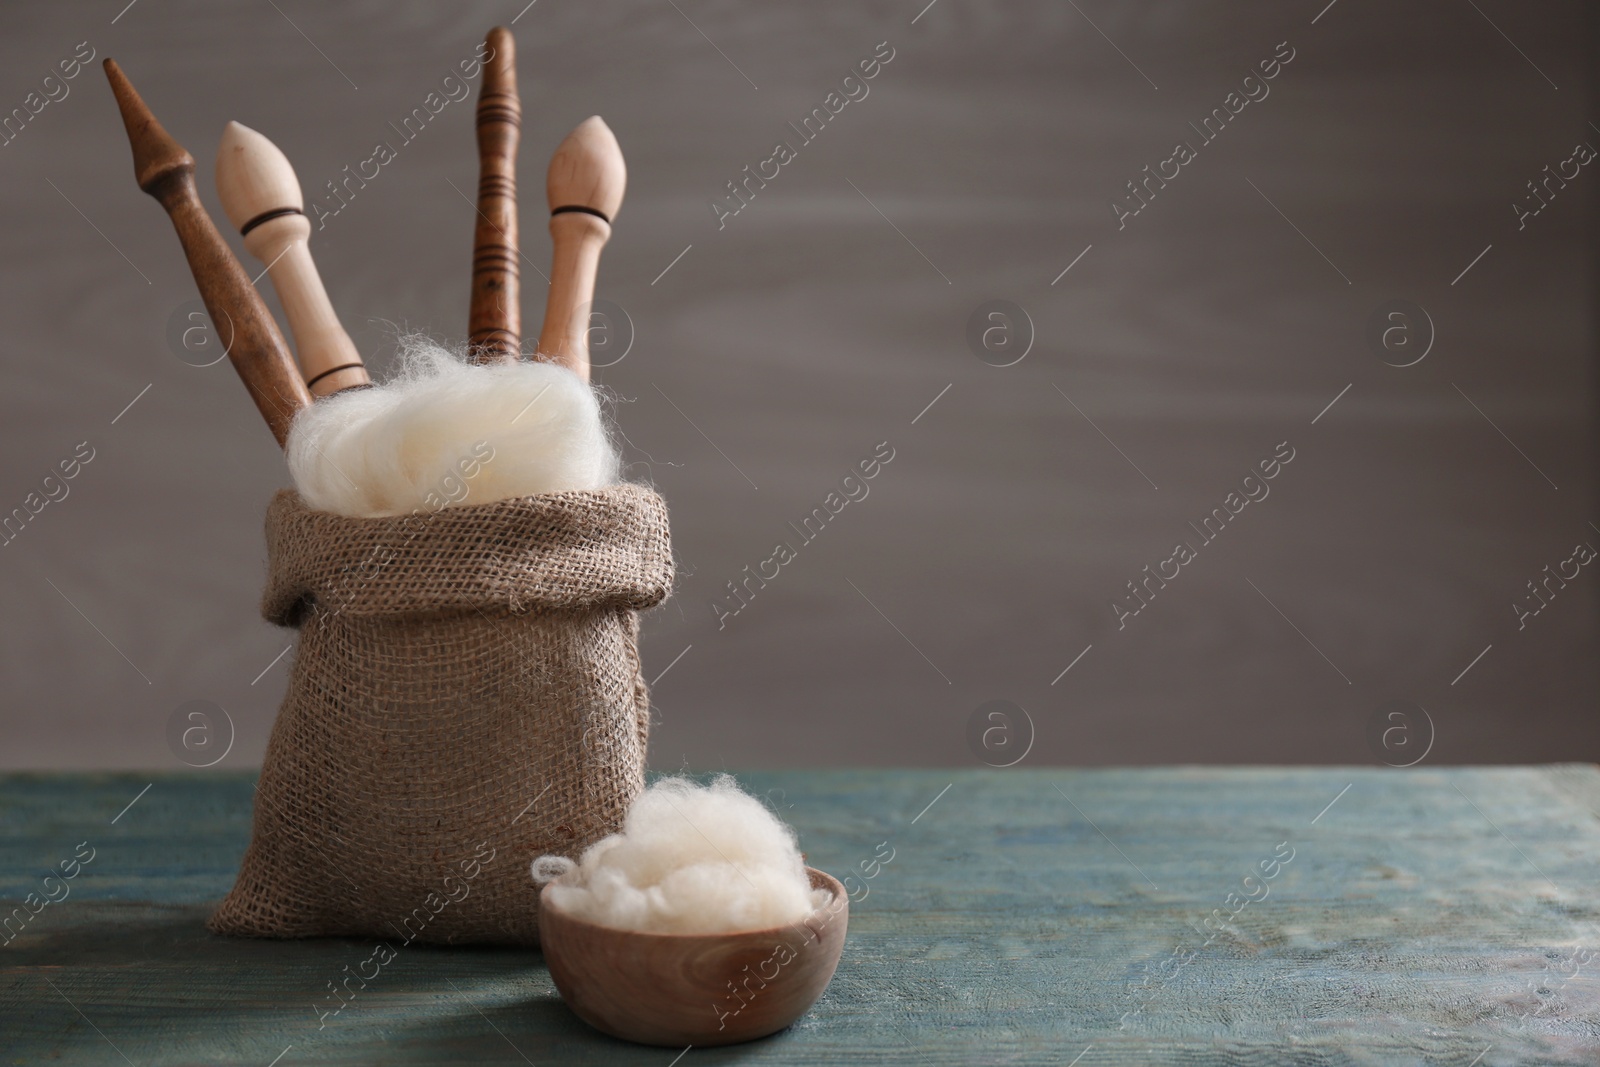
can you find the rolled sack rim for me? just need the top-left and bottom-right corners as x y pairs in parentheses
(260, 483), (674, 625)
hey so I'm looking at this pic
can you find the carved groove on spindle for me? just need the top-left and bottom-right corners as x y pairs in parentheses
(304, 362), (367, 390)
(468, 331), (520, 362)
(467, 26), (521, 366)
(552, 204), (611, 223)
(240, 205), (304, 236)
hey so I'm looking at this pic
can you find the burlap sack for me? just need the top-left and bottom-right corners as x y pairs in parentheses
(209, 484), (673, 946)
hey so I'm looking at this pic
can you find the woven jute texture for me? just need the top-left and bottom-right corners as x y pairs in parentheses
(208, 484), (673, 946)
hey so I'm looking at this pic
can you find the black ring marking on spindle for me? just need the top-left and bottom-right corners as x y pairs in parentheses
(473, 252), (520, 271)
(240, 206), (304, 237)
(470, 331), (520, 349)
(551, 204), (611, 224)
(305, 362), (367, 390)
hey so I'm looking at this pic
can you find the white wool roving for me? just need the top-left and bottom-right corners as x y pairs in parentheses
(533, 775), (830, 935)
(286, 336), (619, 518)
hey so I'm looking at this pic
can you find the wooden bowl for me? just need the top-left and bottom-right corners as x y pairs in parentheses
(538, 866), (848, 1047)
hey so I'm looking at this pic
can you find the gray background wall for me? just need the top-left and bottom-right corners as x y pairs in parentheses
(0, 0), (1593, 771)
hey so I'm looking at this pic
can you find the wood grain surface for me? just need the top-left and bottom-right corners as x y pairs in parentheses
(215, 121), (370, 396)
(538, 116), (626, 380)
(467, 26), (521, 363)
(102, 58), (311, 446)
(2, 767), (1598, 1064)
(539, 867), (847, 1046)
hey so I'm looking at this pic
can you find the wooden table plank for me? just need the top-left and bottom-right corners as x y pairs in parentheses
(3, 767), (1598, 1064)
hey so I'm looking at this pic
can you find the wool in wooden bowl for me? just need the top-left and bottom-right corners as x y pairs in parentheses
(532, 775), (830, 935)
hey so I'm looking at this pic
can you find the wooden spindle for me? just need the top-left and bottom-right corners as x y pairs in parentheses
(215, 121), (370, 397)
(468, 26), (521, 364)
(538, 116), (626, 383)
(103, 58), (310, 447)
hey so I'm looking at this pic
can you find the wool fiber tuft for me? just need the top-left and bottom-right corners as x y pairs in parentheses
(287, 335), (619, 517)
(533, 775), (829, 934)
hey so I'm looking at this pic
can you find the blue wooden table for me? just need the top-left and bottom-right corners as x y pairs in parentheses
(3, 767), (1598, 1065)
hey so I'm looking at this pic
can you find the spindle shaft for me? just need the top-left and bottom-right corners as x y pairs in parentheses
(104, 58), (310, 447)
(539, 116), (626, 383)
(468, 26), (521, 363)
(216, 121), (370, 397)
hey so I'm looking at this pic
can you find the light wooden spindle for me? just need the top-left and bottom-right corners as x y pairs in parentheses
(538, 116), (626, 383)
(215, 122), (370, 397)
(104, 58), (310, 448)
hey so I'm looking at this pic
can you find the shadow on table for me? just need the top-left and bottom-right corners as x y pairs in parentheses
(1, 901), (824, 1063)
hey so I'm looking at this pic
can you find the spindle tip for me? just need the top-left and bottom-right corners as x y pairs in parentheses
(547, 116), (626, 221)
(103, 57), (194, 195)
(483, 27), (516, 86)
(215, 121), (304, 234)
